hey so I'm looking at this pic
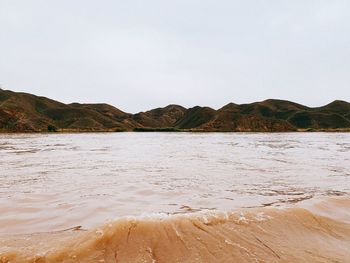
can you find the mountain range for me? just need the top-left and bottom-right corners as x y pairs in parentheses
(1, 88), (349, 132)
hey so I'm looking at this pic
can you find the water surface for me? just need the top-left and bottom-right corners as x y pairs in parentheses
(0, 132), (349, 234)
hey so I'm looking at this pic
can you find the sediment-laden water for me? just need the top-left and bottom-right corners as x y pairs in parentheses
(0, 133), (349, 262)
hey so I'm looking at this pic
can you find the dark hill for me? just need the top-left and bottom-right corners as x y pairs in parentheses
(0, 88), (349, 132)
(0, 89), (134, 132)
(132, 105), (186, 128)
(175, 106), (217, 129)
(287, 111), (350, 129)
(317, 100), (350, 117)
(70, 103), (131, 120)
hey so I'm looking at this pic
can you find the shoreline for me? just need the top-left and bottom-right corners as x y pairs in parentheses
(1, 128), (350, 134)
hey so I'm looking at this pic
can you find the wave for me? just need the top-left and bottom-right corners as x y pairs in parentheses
(1, 198), (350, 263)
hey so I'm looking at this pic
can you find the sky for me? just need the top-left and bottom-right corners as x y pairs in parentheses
(0, 0), (349, 113)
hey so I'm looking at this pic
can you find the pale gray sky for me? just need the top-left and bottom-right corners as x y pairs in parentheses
(0, 0), (349, 113)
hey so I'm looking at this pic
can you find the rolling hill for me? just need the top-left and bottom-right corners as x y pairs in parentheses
(0, 88), (349, 132)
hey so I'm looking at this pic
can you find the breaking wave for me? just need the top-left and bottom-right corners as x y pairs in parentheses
(1, 198), (350, 263)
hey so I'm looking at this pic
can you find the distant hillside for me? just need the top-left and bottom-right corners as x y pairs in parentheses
(132, 105), (186, 128)
(0, 88), (349, 132)
(0, 89), (133, 132)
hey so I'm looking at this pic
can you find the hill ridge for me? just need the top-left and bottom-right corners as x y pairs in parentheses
(0, 89), (349, 132)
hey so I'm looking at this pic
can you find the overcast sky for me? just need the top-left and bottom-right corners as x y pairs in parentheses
(0, 1), (349, 113)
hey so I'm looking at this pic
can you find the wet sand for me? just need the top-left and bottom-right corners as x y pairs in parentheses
(1, 198), (349, 263)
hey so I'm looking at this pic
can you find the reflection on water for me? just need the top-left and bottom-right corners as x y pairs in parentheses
(0, 132), (349, 234)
